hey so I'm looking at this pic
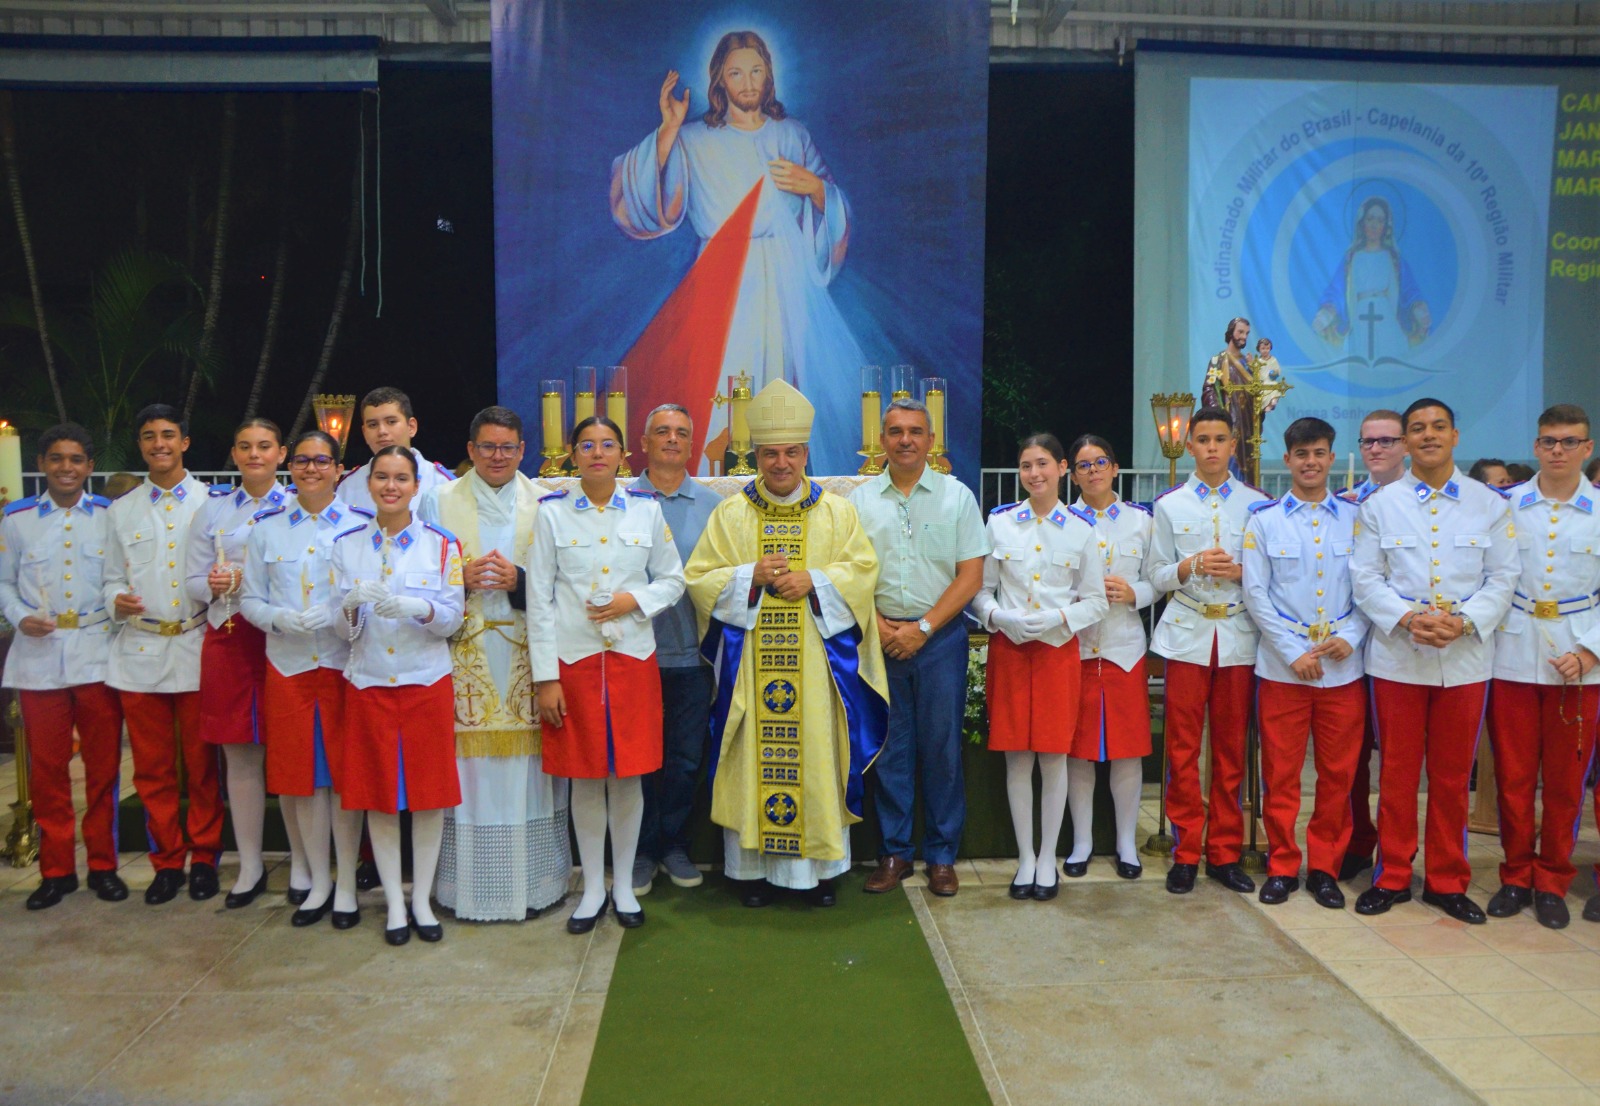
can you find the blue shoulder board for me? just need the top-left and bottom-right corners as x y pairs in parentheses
(333, 524), (368, 542)
(539, 489), (569, 503)
(2, 495), (38, 516)
(422, 520), (457, 543)
(252, 504), (286, 523)
(1355, 483), (1379, 504)
(1239, 479), (1268, 498)
(1152, 484), (1184, 503)
(348, 505), (375, 518)
(1069, 504), (1095, 525)
(1248, 498), (1277, 514)
(1123, 501), (1153, 515)
(207, 483), (233, 497)
(989, 501), (1019, 516)
(1491, 484), (1513, 500)
(87, 493), (112, 509)
(626, 487), (655, 499)
(433, 462), (455, 481)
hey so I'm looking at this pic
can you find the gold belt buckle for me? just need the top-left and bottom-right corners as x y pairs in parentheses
(1432, 599), (1456, 615)
(1533, 600), (1561, 620)
(1308, 620), (1331, 644)
(55, 609), (79, 629)
(1203, 603), (1229, 620)
(158, 620), (182, 637)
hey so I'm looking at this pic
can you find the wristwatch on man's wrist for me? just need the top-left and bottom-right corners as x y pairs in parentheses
(917, 617), (932, 636)
(1459, 615), (1477, 639)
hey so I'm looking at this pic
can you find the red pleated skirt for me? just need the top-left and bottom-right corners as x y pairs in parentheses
(341, 676), (461, 813)
(198, 617), (266, 745)
(542, 650), (663, 779)
(262, 664), (346, 796)
(1070, 654), (1153, 761)
(985, 635), (1081, 753)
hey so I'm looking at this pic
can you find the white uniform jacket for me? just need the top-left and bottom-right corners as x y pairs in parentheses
(970, 500), (1107, 647)
(525, 487), (686, 683)
(1147, 473), (1270, 667)
(1351, 469), (1518, 688)
(1241, 492), (1368, 688)
(185, 483), (289, 630)
(102, 474), (211, 693)
(240, 496), (360, 677)
(0, 492), (116, 690)
(330, 516), (465, 690)
(1492, 479), (1600, 686)
(1073, 497), (1156, 672)
(335, 448), (454, 515)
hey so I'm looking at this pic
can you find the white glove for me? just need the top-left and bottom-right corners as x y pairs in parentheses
(989, 609), (1030, 638)
(270, 609), (301, 634)
(1021, 610), (1064, 636)
(296, 604), (335, 633)
(374, 594), (432, 621)
(342, 580), (388, 611)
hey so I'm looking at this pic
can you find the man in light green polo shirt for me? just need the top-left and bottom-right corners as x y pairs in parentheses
(848, 398), (988, 897)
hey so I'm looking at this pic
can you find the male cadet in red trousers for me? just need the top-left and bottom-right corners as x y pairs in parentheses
(1148, 406), (1270, 895)
(1242, 417), (1368, 910)
(1350, 397), (1518, 923)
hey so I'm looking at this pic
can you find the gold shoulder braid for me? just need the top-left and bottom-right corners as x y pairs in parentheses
(746, 479), (824, 857)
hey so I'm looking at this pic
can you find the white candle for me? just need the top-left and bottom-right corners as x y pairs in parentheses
(0, 421), (21, 506)
(214, 532), (226, 567)
(1347, 450), (1355, 491)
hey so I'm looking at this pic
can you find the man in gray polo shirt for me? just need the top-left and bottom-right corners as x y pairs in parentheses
(633, 404), (721, 893)
(848, 399), (988, 896)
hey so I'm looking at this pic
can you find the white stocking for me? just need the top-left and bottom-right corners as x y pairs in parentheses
(280, 786), (311, 893)
(409, 809), (444, 927)
(1109, 758), (1145, 866)
(1004, 752), (1038, 885)
(1066, 756), (1097, 864)
(607, 777), (645, 914)
(287, 790), (332, 912)
(1036, 754), (1070, 886)
(331, 801), (363, 913)
(368, 812), (407, 930)
(222, 744), (266, 894)
(570, 778), (609, 918)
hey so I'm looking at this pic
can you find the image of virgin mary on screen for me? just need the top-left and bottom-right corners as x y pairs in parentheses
(1309, 193), (1433, 365)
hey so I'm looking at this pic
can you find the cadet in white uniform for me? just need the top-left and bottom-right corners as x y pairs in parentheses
(102, 404), (224, 905)
(0, 424), (127, 909)
(1350, 397), (1518, 924)
(1484, 405), (1600, 930)
(334, 386), (454, 515)
(1147, 407), (1269, 895)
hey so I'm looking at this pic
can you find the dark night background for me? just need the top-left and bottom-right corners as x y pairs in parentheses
(0, 62), (1133, 478)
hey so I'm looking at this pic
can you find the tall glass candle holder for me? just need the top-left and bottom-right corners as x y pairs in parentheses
(574, 366), (597, 426)
(858, 366), (884, 476)
(606, 365), (632, 477)
(920, 376), (950, 474)
(539, 379), (568, 476)
(888, 363), (915, 401)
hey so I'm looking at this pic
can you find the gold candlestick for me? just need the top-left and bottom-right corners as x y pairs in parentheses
(1214, 355), (1293, 487)
(539, 380), (568, 476)
(4, 693), (39, 866)
(712, 369), (756, 476)
(859, 366), (885, 475)
(606, 366), (631, 478)
(922, 377), (950, 475)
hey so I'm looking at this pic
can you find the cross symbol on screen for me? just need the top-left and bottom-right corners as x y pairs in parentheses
(1359, 301), (1386, 361)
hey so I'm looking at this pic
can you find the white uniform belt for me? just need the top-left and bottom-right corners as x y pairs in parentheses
(1277, 607), (1354, 638)
(1512, 591), (1600, 619)
(1172, 592), (1246, 619)
(129, 613), (207, 636)
(1399, 593), (1471, 615)
(49, 608), (109, 630)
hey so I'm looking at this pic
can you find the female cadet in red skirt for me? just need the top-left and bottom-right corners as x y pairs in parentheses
(527, 416), (685, 934)
(1068, 434), (1156, 880)
(184, 418), (287, 907)
(332, 445), (465, 946)
(241, 429), (365, 928)
(971, 433), (1107, 900)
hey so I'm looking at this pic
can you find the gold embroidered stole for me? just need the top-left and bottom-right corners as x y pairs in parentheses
(436, 474), (541, 758)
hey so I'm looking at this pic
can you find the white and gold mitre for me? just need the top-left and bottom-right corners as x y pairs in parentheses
(747, 378), (814, 447)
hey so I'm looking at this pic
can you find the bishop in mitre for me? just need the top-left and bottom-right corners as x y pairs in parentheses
(686, 379), (888, 907)
(416, 406), (571, 921)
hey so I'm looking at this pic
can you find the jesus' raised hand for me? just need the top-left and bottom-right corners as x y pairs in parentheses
(657, 71), (691, 169)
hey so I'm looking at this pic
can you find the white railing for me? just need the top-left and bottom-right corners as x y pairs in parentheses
(14, 470), (274, 501)
(977, 468), (1296, 511)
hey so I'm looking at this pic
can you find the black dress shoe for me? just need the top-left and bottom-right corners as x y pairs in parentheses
(331, 908), (362, 930)
(1166, 863), (1197, 894)
(225, 873), (269, 910)
(86, 870), (129, 902)
(1031, 877), (1060, 902)
(1062, 860), (1089, 878)
(1355, 885), (1412, 915)
(188, 863), (220, 901)
(26, 874), (78, 911)
(1421, 890), (1487, 925)
(1487, 884), (1532, 918)
(736, 879), (774, 908)
(1258, 875), (1299, 904)
(1534, 891), (1571, 930)
(384, 923), (411, 946)
(566, 897), (607, 934)
(285, 886), (311, 907)
(1114, 860), (1143, 881)
(807, 879), (837, 908)
(1585, 894), (1600, 923)
(1205, 862), (1256, 894)
(411, 916), (444, 942)
(1306, 870), (1345, 910)
(291, 899), (334, 927)
(1009, 880), (1033, 900)
(1338, 851), (1374, 882)
(355, 860), (380, 892)
(144, 868), (187, 905)
(614, 905), (645, 929)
